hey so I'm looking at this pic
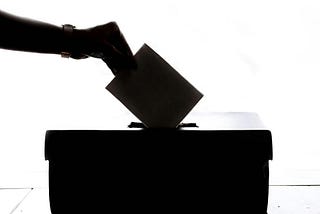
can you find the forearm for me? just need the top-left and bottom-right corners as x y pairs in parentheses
(0, 10), (64, 54)
(0, 10), (136, 73)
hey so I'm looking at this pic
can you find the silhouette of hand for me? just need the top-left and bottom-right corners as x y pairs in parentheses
(72, 22), (137, 75)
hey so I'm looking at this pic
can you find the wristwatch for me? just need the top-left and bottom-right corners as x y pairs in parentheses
(61, 24), (75, 58)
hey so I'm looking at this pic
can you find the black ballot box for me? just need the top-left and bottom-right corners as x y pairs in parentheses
(45, 112), (272, 214)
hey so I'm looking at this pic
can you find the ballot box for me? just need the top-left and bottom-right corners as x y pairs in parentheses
(45, 112), (272, 214)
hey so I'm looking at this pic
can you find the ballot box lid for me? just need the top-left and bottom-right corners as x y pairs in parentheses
(45, 112), (272, 161)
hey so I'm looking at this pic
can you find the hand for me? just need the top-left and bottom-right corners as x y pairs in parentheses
(72, 22), (137, 75)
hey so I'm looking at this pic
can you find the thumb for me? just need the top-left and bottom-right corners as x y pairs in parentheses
(103, 46), (137, 74)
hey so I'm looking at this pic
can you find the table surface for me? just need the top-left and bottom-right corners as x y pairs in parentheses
(2, 186), (320, 214)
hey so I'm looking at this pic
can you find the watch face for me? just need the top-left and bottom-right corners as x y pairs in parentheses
(63, 24), (75, 32)
(60, 51), (71, 58)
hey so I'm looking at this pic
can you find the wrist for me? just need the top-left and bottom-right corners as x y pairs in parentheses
(70, 28), (92, 57)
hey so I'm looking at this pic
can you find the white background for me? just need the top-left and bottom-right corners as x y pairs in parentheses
(1, 0), (320, 186)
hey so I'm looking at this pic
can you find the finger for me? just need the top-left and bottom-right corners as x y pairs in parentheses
(116, 31), (134, 57)
(104, 43), (136, 69)
(111, 53), (136, 71)
(99, 22), (131, 54)
(102, 56), (118, 75)
(103, 23), (135, 63)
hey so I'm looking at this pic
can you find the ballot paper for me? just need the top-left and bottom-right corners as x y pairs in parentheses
(106, 44), (203, 128)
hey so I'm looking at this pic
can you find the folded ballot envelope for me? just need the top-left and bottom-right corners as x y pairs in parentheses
(106, 44), (203, 128)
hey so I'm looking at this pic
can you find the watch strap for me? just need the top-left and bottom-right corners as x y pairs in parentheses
(61, 24), (75, 58)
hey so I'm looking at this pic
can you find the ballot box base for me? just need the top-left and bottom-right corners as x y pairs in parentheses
(45, 129), (272, 214)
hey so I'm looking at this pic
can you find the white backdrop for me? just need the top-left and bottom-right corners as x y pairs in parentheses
(1, 0), (320, 186)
